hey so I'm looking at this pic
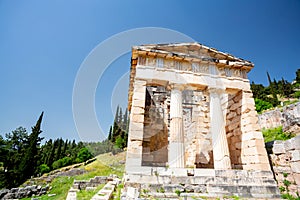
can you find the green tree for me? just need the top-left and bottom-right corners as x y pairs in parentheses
(1, 127), (28, 188)
(255, 98), (273, 113)
(267, 71), (279, 106)
(19, 112), (44, 182)
(108, 126), (113, 141)
(76, 147), (93, 163)
(296, 69), (300, 83)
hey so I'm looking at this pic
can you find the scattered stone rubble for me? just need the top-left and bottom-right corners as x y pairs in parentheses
(258, 102), (300, 134)
(0, 162), (88, 199)
(267, 135), (300, 196)
(0, 184), (49, 199)
(66, 175), (121, 200)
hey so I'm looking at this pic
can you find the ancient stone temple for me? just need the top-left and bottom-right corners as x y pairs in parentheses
(124, 43), (280, 199)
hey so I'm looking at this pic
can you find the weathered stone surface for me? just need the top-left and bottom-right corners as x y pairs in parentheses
(272, 141), (286, 154)
(291, 150), (300, 161)
(293, 135), (300, 150)
(291, 161), (300, 173)
(258, 102), (300, 135)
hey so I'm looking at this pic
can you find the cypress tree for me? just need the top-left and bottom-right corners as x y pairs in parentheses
(267, 71), (279, 106)
(19, 112), (44, 182)
(108, 126), (113, 141)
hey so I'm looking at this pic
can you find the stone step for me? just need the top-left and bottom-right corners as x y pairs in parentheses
(207, 185), (278, 196)
(141, 182), (280, 195)
(145, 190), (281, 199)
(127, 175), (277, 186)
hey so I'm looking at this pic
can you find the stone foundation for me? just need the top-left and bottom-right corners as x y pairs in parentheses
(124, 169), (280, 199)
(267, 135), (300, 196)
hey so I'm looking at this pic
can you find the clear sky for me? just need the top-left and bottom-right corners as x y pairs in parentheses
(0, 0), (300, 142)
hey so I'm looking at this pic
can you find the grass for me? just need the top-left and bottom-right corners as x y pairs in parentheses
(21, 152), (126, 200)
(76, 184), (104, 200)
(262, 126), (295, 143)
(113, 183), (123, 200)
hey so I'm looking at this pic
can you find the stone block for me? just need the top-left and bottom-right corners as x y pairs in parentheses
(132, 99), (145, 107)
(241, 131), (263, 141)
(168, 168), (187, 176)
(241, 103), (255, 113)
(128, 130), (143, 140)
(241, 116), (258, 125)
(242, 146), (268, 156)
(132, 91), (145, 101)
(292, 135), (300, 150)
(241, 124), (259, 134)
(243, 163), (270, 171)
(226, 111), (236, 120)
(134, 80), (147, 86)
(284, 138), (295, 151)
(272, 141), (286, 154)
(241, 139), (264, 148)
(127, 187), (139, 199)
(129, 121), (143, 131)
(133, 85), (146, 93)
(131, 106), (144, 115)
(291, 150), (300, 161)
(130, 114), (144, 123)
(247, 155), (270, 164)
(193, 169), (215, 176)
(191, 176), (214, 184)
(227, 121), (240, 132)
(230, 102), (241, 111)
(235, 142), (241, 149)
(291, 161), (300, 173)
(272, 166), (292, 174)
(293, 173), (300, 185)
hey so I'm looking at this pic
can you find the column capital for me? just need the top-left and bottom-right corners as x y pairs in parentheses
(208, 86), (225, 94)
(169, 83), (185, 91)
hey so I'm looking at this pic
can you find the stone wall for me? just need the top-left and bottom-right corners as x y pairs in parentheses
(183, 89), (212, 168)
(258, 102), (300, 134)
(142, 86), (168, 167)
(267, 135), (300, 196)
(225, 91), (243, 169)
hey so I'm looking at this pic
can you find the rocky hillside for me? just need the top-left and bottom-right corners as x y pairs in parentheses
(258, 102), (300, 135)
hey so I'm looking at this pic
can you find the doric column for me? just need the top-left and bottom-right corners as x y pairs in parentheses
(209, 87), (231, 169)
(168, 84), (185, 168)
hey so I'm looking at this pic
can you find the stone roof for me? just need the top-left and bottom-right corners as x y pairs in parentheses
(132, 42), (254, 69)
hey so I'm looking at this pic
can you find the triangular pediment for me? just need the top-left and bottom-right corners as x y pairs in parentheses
(133, 42), (253, 68)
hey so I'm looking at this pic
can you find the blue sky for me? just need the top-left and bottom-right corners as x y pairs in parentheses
(0, 0), (300, 142)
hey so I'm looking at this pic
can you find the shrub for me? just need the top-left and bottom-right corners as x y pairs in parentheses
(294, 91), (300, 98)
(262, 126), (294, 143)
(76, 147), (93, 163)
(255, 98), (273, 113)
(38, 164), (50, 175)
(52, 156), (73, 169)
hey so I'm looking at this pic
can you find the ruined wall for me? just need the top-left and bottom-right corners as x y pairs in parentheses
(258, 102), (300, 134)
(267, 135), (300, 196)
(142, 86), (168, 166)
(182, 90), (212, 168)
(225, 91), (243, 169)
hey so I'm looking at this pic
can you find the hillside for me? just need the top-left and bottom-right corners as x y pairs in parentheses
(16, 152), (126, 200)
